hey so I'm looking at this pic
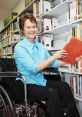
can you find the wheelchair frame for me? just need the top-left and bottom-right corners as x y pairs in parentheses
(0, 72), (39, 117)
(0, 72), (16, 117)
(0, 58), (65, 117)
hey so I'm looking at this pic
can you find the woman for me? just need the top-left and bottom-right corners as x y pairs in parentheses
(14, 13), (80, 117)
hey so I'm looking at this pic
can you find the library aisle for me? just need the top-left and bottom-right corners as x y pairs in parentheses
(0, 0), (82, 117)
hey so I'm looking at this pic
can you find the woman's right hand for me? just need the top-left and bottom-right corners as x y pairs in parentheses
(53, 49), (68, 60)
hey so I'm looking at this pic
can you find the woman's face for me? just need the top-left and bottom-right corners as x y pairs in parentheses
(23, 19), (38, 42)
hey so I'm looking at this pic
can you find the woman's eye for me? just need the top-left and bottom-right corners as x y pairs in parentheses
(33, 26), (36, 28)
(27, 26), (30, 29)
(26, 26), (36, 29)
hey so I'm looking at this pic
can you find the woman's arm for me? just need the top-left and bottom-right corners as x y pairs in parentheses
(37, 49), (67, 72)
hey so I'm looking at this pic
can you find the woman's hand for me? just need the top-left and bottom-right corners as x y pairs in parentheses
(53, 49), (68, 60)
(75, 56), (82, 61)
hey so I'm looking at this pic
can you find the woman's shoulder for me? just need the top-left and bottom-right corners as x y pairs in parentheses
(14, 39), (25, 49)
(36, 41), (44, 47)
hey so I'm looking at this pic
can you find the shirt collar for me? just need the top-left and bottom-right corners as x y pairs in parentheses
(23, 36), (38, 49)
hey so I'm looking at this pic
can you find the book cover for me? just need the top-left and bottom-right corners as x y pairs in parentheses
(60, 36), (82, 64)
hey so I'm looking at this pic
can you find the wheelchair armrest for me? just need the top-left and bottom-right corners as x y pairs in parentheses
(17, 72), (22, 78)
(17, 72), (26, 82)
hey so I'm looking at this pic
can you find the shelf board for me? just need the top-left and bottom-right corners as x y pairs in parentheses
(42, 22), (71, 35)
(59, 67), (82, 75)
(46, 47), (55, 51)
(40, 1), (70, 18)
(39, 18), (82, 35)
(12, 28), (20, 33)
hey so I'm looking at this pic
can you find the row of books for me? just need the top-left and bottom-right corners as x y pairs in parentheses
(69, 0), (82, 22)
(73, 59), (82, 73)
(2, 0), (82, 38)
(2, 46), (14, 56)
(34, 0), (82, 22)
(1, 34), (21, 48)
(53, 23), (82, 47)
(37, 16), (67, 33)
(33, 0), (69, 17)
(70, 75), (82, 97)
(72, 24), (82, 40)
(63, 58), (82, 74)
(1, 0), (82, 40)
(37, 17), (82, 34)
(36, 34), (54, 50)
(38, 0), (82, 35)
(39, 19), (82, 35)
(1, 18), (19, 40)
(37, 23), (82, 52)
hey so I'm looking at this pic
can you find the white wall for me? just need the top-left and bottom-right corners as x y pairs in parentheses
(0, 0), (25, 31)
(12, 0), (25, 14)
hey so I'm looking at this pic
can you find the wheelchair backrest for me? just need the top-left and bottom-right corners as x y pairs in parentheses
(0, 58), (16, 72)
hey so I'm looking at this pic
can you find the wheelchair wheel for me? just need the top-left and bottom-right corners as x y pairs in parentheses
(0, 85), (15, 117)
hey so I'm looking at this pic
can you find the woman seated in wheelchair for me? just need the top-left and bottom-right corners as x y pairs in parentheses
(14, 13), (80, 117)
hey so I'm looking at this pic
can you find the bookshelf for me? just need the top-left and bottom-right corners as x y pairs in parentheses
(0, 0), (37, 58)
(36, 0), (82, 103)
(0, 0), (82, 108)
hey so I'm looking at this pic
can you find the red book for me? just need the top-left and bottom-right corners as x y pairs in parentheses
(60, 36), (82, 65)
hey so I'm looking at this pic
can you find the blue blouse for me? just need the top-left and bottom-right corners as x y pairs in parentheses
(14, 37), (58, 86)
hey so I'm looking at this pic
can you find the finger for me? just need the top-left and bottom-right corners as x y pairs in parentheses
(75, 56), (82, 61)
(61, 49), (67, 52)
(61, 49), (68, 54)
(61, 52), (68, 56)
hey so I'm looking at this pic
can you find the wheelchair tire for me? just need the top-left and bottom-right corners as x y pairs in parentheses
(0, 85), (15, 117)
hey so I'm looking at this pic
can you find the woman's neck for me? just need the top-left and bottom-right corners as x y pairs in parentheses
(29, 38), (34, 43)
(25, 36), (34, 43)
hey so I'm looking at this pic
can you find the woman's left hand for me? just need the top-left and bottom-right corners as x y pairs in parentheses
(75, 56), (82, 61)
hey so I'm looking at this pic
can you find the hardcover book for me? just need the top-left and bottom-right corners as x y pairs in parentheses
(60, 36), (82, 64)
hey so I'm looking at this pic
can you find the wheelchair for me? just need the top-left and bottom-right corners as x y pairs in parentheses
(0, 58), (67, 117)
(0, 58), (41, 117)
(0, 73), (67, 117)
(0, 72), (47, 117)
(0, 69), (48, 117)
